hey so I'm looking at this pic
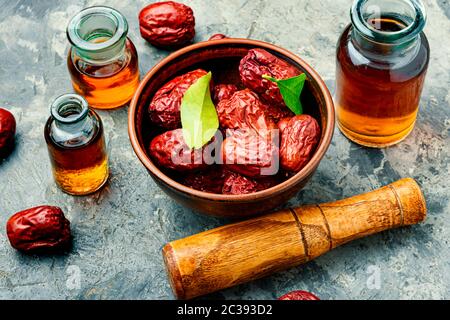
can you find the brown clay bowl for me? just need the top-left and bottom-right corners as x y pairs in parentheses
(128, 39), (334, 218)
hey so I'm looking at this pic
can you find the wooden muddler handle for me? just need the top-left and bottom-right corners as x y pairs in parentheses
(163, 178), (426, 299)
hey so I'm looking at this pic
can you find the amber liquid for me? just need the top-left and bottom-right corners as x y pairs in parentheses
(68, 38), (140, 110)
(45, 117), (109, 196)
(336, 19), (429, 147)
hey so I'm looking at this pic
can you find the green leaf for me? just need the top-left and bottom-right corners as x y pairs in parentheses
(262, 73), (307, 115)
(180, 72), (219, 149)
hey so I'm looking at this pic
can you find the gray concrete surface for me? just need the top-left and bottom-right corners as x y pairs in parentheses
(0, 0), (449, 300)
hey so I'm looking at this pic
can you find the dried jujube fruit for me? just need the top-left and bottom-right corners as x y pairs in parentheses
(0, 108), (16, 159)
(277, 117), (291, 132)
(149, 69), (208, 129)
(222, 171), (277, 195)
(150, 129), (216, 172)
(262, 102), (294, 124)
(6, 206), (71, 253)
(239, 48), (300, 109)
(212, 84), (238, 104)
(279, 115), (320, 172)
(278, 290), (320, 300)
(139, 1), (195, 48)
(216, 89), (276, 134)
(208, 34), (228, 41)
(222, 129), (279, 178)
(183, 167), (226, 194)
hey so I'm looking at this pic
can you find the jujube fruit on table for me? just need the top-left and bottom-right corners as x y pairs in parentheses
(0, 108), (16, 159)
(139, 1), (195, 48)
(278, 290), (320, 300)
(6, 206), (71, 253)
(149, 69), (208, 129)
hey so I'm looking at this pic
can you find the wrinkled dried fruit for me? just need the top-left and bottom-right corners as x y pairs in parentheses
(279, 115), (320, 172)
(0, 108), (16, 159)
(212, 84), (238, 104)
(208, 34), (228, 41)
(278, 290), (320, 300)
(139, 1), (195, 48)
(239, 48), (300, 108)
(262, 103), (294, 124)
(6, 206), (71, 253)
(277, 117), (291, 132)
(183, 167), (226, 193)
(150, 129), (217, 171)
(222, 171), (277, 195)
(149, 69), (208, 129)
(222, 129), (279, 178)
(216, 89), (276, 134)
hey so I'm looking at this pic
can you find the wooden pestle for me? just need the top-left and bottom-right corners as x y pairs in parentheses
(162, 178), (427, 300)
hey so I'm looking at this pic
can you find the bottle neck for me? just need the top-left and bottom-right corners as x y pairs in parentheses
(72, 39), (127, 65)
(350, 0), (426, 62)
(67, 6), (129, 64)
(351, 27), (421, 63)
(49, 94), (96, 148)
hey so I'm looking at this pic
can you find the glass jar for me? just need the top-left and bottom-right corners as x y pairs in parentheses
(67, 6), (140, 109)
(45, 94), (109, 195)
(335, 0), (430, 147)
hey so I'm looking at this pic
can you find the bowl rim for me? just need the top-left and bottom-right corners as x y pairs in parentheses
(128, 38), (335, 202)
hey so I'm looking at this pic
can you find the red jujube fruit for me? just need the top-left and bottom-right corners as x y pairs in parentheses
(279, 115), (320, 172)
(222, 129), (279, 178)
(150, 129), (216, 172)
(0, 108), (16, 159)
(183, 167), (227, 194)
(239, 48), (299, 110)
(208, 34), (228, 41)
(216, 89), (276, 134)
(278, 290), (320, 300)
(6, 206), (71, 253)
(149, 69), (208, 130)
(222, 171), (277, 195)
(212, 84), (238, 105)
(139, 1), (195, 48)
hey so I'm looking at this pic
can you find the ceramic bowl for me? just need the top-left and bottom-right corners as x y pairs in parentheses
(129, 39), (334, 218)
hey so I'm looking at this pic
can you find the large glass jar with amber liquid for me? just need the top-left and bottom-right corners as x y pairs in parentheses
(336, 0), (429, 147)
(67, 6), (140, 109)
(45, 94), (109, 195)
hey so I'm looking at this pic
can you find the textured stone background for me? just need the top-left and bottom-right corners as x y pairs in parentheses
(0, 0), (449, 300)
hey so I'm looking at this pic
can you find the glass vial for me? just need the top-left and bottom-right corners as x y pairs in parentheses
(45, 94), (109, 195)
(335, 0), (430, 147)
(67, 6), (140, 109)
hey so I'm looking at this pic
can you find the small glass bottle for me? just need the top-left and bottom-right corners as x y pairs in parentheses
(45, 94), (109, 195)
(67, 6), (140, 109)
(335, 0), (430, 147)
